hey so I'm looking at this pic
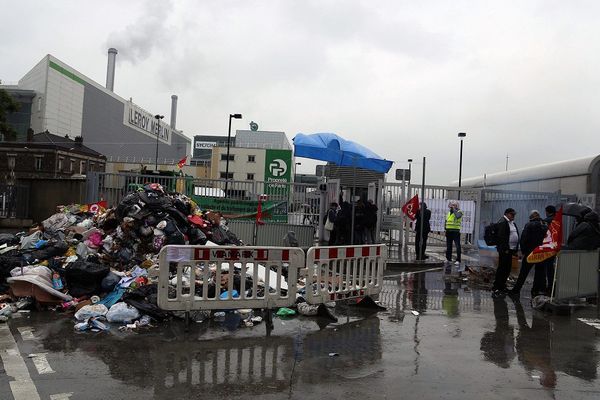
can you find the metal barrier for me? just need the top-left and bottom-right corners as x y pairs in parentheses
(552, 250), (600, 301)
(303, 244), (386, 304)
(227, 220), (315, 247)
(157, 245), (304, 311)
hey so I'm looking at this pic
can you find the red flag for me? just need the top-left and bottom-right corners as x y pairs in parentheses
(177, 155), (187, 169)
(256, 194), (267, 225)
(87, 201), (108, 214)
(527, 207), (563, 263)
(401, 194), (420, 220)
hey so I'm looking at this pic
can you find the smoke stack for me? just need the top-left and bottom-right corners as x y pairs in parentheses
(170, 95), (178, 129)
(106, 48), (118, 91)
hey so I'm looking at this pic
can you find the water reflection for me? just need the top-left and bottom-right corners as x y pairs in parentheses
(480, 297), (600, 388)
(37, 315), (382, 397)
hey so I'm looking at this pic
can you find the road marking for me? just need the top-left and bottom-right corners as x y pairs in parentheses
(578, 318), (600, 330)
(0, 324), (41, 400)
(50, 393), (73, 400)
(17, 326), (35, 340)
(29, 353), (55, 375)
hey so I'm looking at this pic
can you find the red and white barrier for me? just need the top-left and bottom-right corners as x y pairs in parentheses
(303, 245), (386, 304)
(157, 245), (304, 311)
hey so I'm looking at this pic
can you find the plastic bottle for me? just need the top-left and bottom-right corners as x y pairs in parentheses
(52, 272), (64, 290)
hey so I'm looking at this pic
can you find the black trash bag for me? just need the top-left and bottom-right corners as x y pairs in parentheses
(27, 242), (69, 262)
(64, 261), (110, 297)
(166, 232), (186, 245)
(116, 192), (142, 219)
(226, 230), (243, 246)
(138, 190), (173, 210)
(189, 228), (207, 245)
(164, 207), (189, 228)
(210, 226), (230, 245)
(173, 198), (191, 216)
(101, 272), (121, 292)
(0, 233), (18, 246)
(123, 284), (170, 321)
(0, 255), (22, 293)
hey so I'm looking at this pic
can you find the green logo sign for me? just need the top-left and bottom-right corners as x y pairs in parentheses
(264, 149), (292, 195)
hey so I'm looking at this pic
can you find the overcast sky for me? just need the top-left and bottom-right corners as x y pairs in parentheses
(2, 0), (600, 184)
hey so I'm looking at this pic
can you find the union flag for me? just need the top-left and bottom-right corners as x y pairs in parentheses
(527, 207), (563, 263)
(401, 194), (420, 220)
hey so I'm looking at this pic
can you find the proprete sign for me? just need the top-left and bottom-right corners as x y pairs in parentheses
(264, 149), (292, 195)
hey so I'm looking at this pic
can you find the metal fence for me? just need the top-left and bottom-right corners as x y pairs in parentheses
(380, 181), (569, 260)
(0, 184), (30, 218)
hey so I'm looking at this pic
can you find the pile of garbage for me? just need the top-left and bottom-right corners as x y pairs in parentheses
(0, 183), (246, 330)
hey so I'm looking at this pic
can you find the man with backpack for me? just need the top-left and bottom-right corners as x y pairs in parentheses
(492, 208), (519, 298)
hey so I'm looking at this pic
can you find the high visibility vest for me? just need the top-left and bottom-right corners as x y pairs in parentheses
(445, 211), (462, 231)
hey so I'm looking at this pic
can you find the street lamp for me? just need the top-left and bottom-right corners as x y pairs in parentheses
(458, 132), (466, 187)
(154, 114), (164, 171)
(225, 113), (242, 197)
(407, 158), (413, 187)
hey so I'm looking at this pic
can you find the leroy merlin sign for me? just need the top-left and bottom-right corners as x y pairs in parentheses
(264, 149), (292, 195)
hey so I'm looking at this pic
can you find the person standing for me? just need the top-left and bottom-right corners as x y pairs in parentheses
(364, 199), (378, 244)
(445, 200), (463, 264)
(325, 202), (338, 246)
(492, 208), (519, 298)
(508, 210), (547, 298)
(415, 202), (431, 260)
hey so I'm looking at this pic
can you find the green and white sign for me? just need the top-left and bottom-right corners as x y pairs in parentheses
(264, 149), (292, 195)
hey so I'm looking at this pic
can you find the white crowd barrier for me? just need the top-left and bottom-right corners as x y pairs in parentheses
(303, 245), (386, 305)
(157, 245), (304, 311)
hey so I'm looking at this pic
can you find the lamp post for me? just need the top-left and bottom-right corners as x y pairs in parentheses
(154, 114), (164, 171)
(225, 113), (242, 197)
(458, 132), (466, 188)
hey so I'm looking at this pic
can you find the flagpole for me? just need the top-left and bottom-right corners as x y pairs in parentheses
(419, 157), (426, 257)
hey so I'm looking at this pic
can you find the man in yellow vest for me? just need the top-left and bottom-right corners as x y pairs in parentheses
(445, 200), (463, 264)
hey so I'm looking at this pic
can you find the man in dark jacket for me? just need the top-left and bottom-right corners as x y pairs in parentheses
(364, 199), (378, 244)
(492, 208), (519, 298)
(415, 202), (431, 260)
(509, 210), (547, 297)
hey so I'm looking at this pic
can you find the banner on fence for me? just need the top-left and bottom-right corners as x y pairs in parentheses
(426, 198), (475, 234)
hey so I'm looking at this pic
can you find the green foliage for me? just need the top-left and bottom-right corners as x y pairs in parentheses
(0, 88), (20, 141)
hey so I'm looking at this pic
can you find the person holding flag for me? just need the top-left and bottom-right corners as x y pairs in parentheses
(415, 202), (431, 260)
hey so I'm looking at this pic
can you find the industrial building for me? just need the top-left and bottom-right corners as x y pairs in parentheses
(1, 50), (191, 169)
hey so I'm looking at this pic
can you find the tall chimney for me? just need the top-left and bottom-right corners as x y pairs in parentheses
(170, 95), (178, 129)
(106, 48), (118, 91)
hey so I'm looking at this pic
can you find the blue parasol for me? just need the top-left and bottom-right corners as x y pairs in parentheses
(293, 132), (393, 244)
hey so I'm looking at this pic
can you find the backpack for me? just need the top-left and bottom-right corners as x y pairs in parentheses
(484, 222), (499, 246)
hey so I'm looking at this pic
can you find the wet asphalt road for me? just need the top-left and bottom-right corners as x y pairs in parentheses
(1, 269), (600, 400)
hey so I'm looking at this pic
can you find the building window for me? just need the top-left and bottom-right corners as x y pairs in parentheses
(70, 160), (75, 173)
(58, 157), (64, 171)
(219, 172), (233, 179)
(247, 173), (254, 180)
(34, 155), (43, 171)
(221, 154), (234, 161)
(80, 161), (86, 174)
(89, 162), (95, 171)
(7, 154), (16, 170)
(248, 155), (256, 163)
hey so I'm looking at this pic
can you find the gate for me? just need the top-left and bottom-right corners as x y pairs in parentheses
(380, 182), (568, 261)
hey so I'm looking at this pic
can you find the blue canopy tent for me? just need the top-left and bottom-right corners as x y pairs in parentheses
(293, 132), (393, 244)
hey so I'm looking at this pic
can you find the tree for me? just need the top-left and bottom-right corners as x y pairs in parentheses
(0, 87), (20, 141)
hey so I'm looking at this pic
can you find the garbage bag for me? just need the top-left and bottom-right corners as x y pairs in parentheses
(64, 261), (110, 297)
(74, 304), (108, 321)
(20, 231), (43, 250)
(123, 284), (170, 321)
(276, 307), (296, 317)
(106, 302), (140, 323)
(101, 272), (121, 292)
(28, 242), (69, 261)
(0, 233), (18, 246)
